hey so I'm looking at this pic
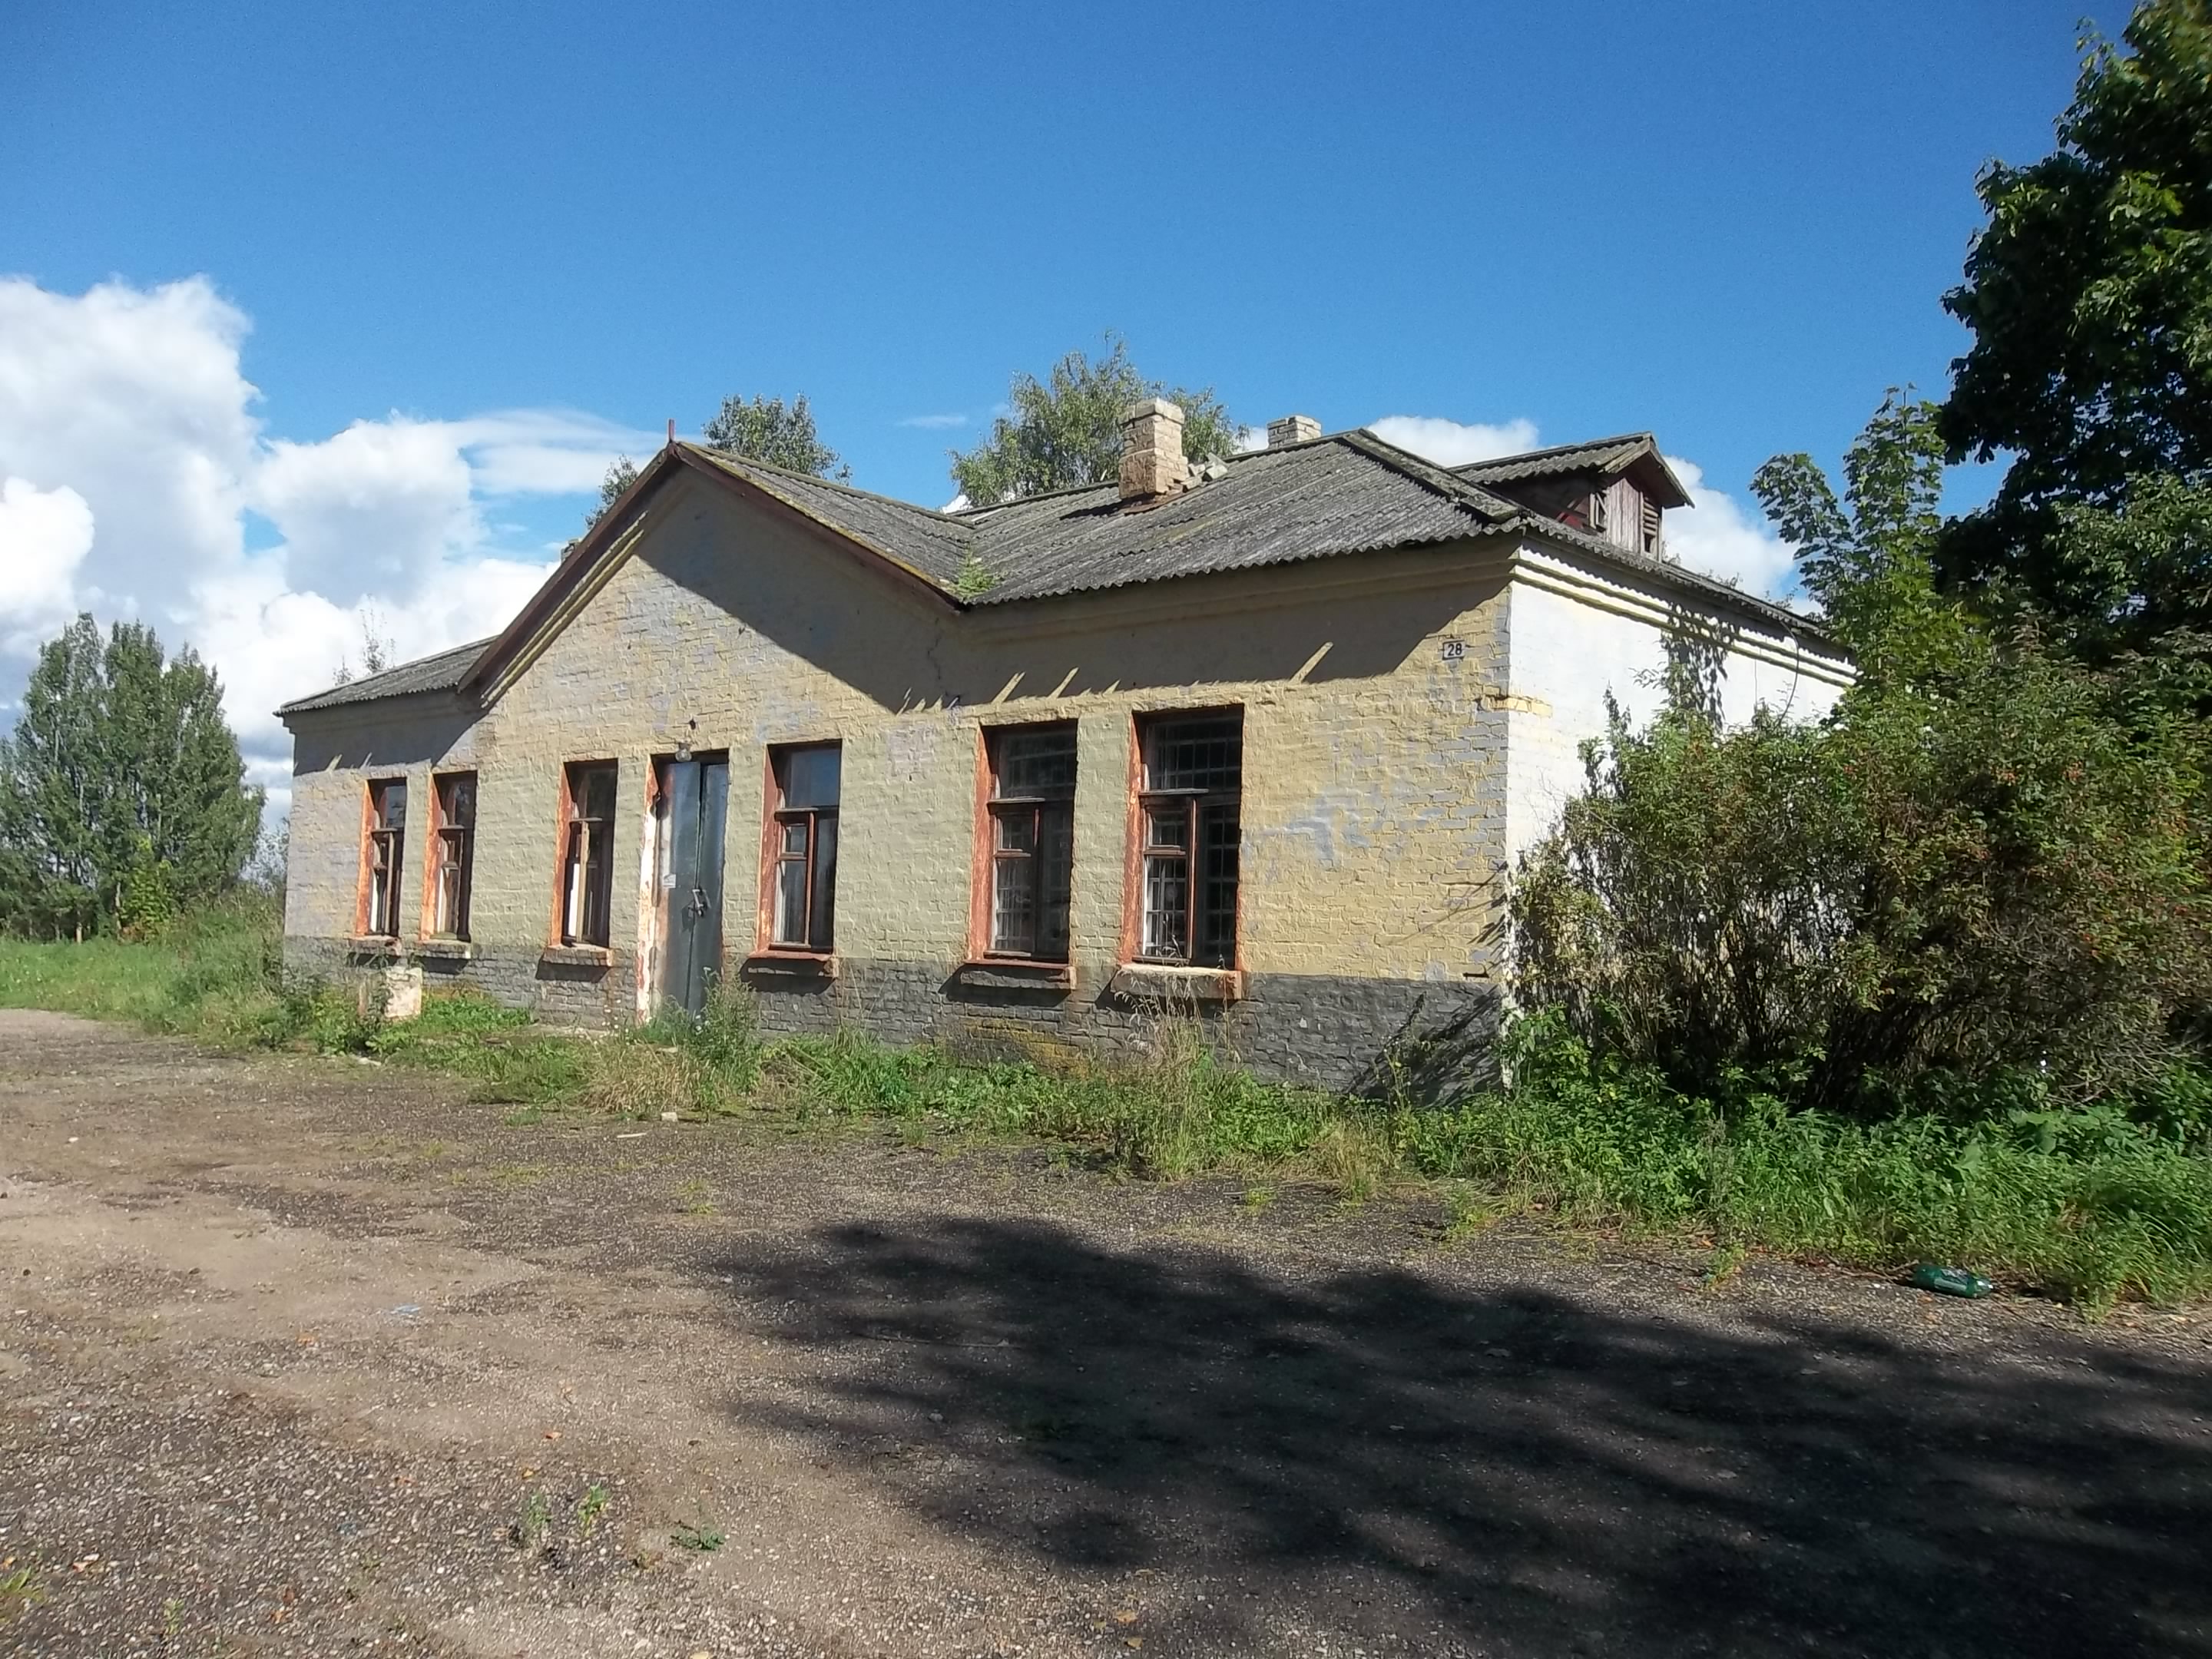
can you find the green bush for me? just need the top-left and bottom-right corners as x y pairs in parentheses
(1513, 635), (2212, 1114)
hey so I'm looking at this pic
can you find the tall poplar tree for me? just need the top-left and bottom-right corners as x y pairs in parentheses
(0, 615), (263, 937)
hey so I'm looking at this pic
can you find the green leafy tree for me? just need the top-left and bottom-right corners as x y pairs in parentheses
(2035, 476), (2212, 663)
(702, 393), (847, 479)
(1751, 391), (1969, 681)
(1939, 2), (2212, 608)
(574, 455), (641, 540)
(949, 335), (1243, 506)
(0, 614), (263, 937)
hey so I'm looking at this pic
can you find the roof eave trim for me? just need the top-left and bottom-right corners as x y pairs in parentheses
(459, 444), (684, 696)
(1509, 518), (1840, 651)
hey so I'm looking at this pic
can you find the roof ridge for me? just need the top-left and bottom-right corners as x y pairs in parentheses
(953, 435), (1310, 516)
(680, 442), (977, 527)
(1452, 432), (1656, 473)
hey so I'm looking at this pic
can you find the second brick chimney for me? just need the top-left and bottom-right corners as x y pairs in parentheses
(1267, 414), (1322, 447)
(1120, 399), (1187, 501)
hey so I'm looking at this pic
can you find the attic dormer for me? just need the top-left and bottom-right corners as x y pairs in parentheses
(1450, 432), (1693, 561)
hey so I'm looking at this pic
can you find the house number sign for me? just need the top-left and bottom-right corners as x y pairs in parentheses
(1439, 637), (1466, 663)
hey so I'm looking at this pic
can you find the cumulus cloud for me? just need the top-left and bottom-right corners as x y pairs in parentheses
(0, 478), (96, 655)
(0, 275), (657, 817)
(1661, 454), (1798, 601)
(1366, 415), (1541, 466)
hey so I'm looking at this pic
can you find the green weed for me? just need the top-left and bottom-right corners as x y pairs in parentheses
(576, 1483), (611, 1538)
(512, 1488), (551, 1550)
(670, 1520), (724, 1551)
(1, 1563), (44, 1621)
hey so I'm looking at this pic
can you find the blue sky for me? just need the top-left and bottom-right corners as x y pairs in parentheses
(0, 0), (2115, 799)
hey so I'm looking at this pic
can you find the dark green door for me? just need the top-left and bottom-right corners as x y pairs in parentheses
(659, 757), (729, 1018)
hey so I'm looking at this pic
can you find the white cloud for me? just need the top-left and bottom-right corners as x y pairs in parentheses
(897, 412), (967, 430)
(255, 418), (482, 606)
(0, 275), (657, 824)
(0, 478), (96, 653)
(1366, 415), (1541, 467)
(1661, 454), (1798, 600)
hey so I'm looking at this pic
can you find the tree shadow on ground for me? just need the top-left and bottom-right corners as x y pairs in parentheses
(710, 1219), (2210, 1657)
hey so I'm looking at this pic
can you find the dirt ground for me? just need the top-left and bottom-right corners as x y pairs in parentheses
(1, 1009), (2209, 1659)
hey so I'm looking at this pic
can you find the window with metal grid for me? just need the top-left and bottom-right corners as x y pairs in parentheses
(1136, 712), (1242, 968)
(767, 743), (840, 952)
(560, 763), (618, 947)
(985, 724), (1075, 961)
(364, 777), (407, 938)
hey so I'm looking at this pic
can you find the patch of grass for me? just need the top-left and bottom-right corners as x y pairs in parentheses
(0, 1562), (45, 1621)
(670, 1520), (724, 1552)
(1702, 1241), (1749, 1289)
(1441, 1185), (1504, 1244)
(1402, 1020), (2212, 1310)
(767, 1015), (1343, 1181)
(576, 1482), (611, 1538)
(511, 1488), (551, 1551)
(672, 1177), (716, 1215)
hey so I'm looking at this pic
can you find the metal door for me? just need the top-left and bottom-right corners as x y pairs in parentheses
(658, 757), (729, 1018)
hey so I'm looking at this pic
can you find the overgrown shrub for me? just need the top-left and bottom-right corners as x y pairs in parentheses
(1513, 634), (2212, 1114)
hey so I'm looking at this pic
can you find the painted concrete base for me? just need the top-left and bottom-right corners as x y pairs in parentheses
(283, 936), (1499, 1097)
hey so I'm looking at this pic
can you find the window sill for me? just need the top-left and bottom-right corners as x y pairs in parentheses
(539, 943), (613, 970)
(347, 935), (403, 959)
(953, 959), (1074, 992)
(1109, 962), (1244, 1002)
(413, 938), (473, 961)
(743, 950), (839, 981)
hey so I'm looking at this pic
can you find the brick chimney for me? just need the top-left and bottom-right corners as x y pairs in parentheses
(1120, 399), (1187, 500)
(1267, 414), (1321, 448)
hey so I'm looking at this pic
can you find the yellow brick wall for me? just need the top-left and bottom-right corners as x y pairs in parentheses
(286, 470), (1520, 1007)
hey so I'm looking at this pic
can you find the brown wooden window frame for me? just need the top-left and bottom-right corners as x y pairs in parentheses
(363, 777), (409, 939)
(760, 742), (841, 955)
(1130, 710), (1243, 970)
(977, 723), (1076, 964)
(558, 761), (618, 949)
(428, 770), (477, 941)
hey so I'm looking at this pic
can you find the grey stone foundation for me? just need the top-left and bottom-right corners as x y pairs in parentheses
(281, 936), (1498, 1096)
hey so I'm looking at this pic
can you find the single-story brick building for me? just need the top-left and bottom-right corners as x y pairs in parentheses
(277, 406), (1849, 1088)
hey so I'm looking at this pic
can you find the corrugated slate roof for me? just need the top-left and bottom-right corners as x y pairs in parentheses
(954, 431), (1522, 603)
(277, 636), (492, 715)
(281, 431), (1826, 718)
(687, 447), (975, 589)
(1453, 432), (1659, 487)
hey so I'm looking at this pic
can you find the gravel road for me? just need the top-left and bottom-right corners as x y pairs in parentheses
(1, 1008), (2207, 1658)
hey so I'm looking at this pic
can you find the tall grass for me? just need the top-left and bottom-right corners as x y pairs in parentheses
(0, 891), (290, 1041)
(2, 906), (2207, 1309)
(764, 1012), (1343, 1177)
